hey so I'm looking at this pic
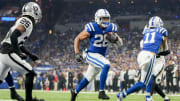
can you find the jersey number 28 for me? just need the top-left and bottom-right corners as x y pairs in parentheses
(93, 34), (108, 47)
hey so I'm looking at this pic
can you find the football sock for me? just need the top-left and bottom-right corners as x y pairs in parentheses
(76, 78), (89, 94)
(5, 72), (14, 87)
(25, 71), (35, 101)
(100, 64), (110, 90)
(155, 84), (165, 98)
(125, 82), (145, 97)
(150, 75), (156, 95)
(146, 75), (153, 93)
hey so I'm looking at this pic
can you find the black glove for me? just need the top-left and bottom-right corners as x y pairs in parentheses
(158, 50), (170, 56)
(29, 53), (39, 61)
(75, 53), (83, 62)
(18, 52), (27, 60)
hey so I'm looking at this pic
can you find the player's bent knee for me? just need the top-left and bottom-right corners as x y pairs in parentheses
(86, 76), (93, 82)
(86, 71), (100, 82)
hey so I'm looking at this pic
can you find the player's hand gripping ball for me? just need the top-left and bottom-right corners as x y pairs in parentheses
(106, 32), (118, 43)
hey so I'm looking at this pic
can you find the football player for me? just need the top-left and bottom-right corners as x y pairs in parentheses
(140, 38), (170, 101)
(71, 9), (123, 101)
(117, 16), (168, 101)
(0, 2), (44, 101)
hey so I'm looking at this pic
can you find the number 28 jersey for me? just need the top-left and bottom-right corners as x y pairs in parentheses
(85, 22), (117, 56)
(142, 27), (168, 54)
(1, 17), (33, 46)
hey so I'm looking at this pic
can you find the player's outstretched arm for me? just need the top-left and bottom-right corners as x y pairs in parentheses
(74, 30), (90, 62)
(74, 30), (90, 54)
(162, 36), (168, 51)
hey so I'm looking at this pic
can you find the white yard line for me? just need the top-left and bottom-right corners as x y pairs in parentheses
(0, 89), (180, 96)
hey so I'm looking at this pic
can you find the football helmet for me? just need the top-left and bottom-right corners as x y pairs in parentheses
(22, 2), (42, 24)
(148, 16), (163, 28)
(95, 9), (110, 28)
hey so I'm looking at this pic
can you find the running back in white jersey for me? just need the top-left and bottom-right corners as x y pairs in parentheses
(1, 17), (33, 45)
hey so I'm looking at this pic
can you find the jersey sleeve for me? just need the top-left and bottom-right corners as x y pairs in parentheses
(15, 17), (33, 31)
(159, 27), (168, 37)
(84, 22), (95, 35)
(110, 23), (118, 32)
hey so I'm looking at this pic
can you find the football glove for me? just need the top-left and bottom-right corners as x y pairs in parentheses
(29, 53), (39, 61)
(75, 53), (83, 63)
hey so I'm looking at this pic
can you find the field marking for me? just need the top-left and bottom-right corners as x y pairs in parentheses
(0, 89), (180, 96)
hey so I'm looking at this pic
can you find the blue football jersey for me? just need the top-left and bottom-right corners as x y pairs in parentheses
(142, 27), (168, 54)
(85, 22), (117, 56)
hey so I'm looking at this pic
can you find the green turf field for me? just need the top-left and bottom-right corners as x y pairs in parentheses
(0, 90), (179, 101)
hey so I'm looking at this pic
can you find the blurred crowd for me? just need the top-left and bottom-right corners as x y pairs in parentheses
(0, 0), (179, 93)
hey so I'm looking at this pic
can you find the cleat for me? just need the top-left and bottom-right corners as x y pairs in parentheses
(164, 96), (170, 101)
(98, 91), (110, 100)
(32, 97), (45, 101)
(11, 91), (24, 101)
(116, 93), (123, 101)
(145, 96), (154, 101)
(70, 89), (77, 101)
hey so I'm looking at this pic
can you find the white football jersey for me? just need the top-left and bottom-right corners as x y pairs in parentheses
(1, 17), (33, 45)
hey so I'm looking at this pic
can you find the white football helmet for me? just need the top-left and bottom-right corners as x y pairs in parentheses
(148, 16), (163, 28)
(95, 9), (111, 28)
(22, 2), (42, 24)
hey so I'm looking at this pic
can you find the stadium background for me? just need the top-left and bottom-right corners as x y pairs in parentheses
(0, 0), (179, 100)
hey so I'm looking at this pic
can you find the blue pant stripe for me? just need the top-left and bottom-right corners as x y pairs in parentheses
(144, 56), (154, 84)
(144, 58), (153, 84)
(144, 56), (155, 85)
(86, 55), (103, 68)
(87, 54), (105, 67)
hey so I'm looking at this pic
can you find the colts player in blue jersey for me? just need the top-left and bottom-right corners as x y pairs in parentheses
(71, 9), (123, 101)
(117, 16), (168, 101)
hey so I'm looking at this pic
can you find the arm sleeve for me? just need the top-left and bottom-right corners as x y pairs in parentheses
(10, 29), (22, 54)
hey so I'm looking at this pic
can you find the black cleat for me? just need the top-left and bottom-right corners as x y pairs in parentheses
(11, 91), (24, 101)
(98, 91), (110, 100)
(70, 89), (77, 101)
(32, 97), (45, 101)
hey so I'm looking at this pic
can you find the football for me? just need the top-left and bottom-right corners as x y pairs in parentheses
(106, 32), (118, 43)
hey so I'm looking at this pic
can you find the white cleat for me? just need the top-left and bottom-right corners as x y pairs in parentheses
(164, 96), (170, 101)
(116, 93), (123, 101)
(146, 97), (154, 101)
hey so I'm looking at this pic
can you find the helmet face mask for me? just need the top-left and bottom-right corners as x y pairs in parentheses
(148, 16), (164, 28)
(22, 2), (42, 24)
(95, 9), (111, 28)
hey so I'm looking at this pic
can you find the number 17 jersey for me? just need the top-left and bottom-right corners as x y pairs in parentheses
(85, 22), (117, 56)
(142, 27), (168, 54)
